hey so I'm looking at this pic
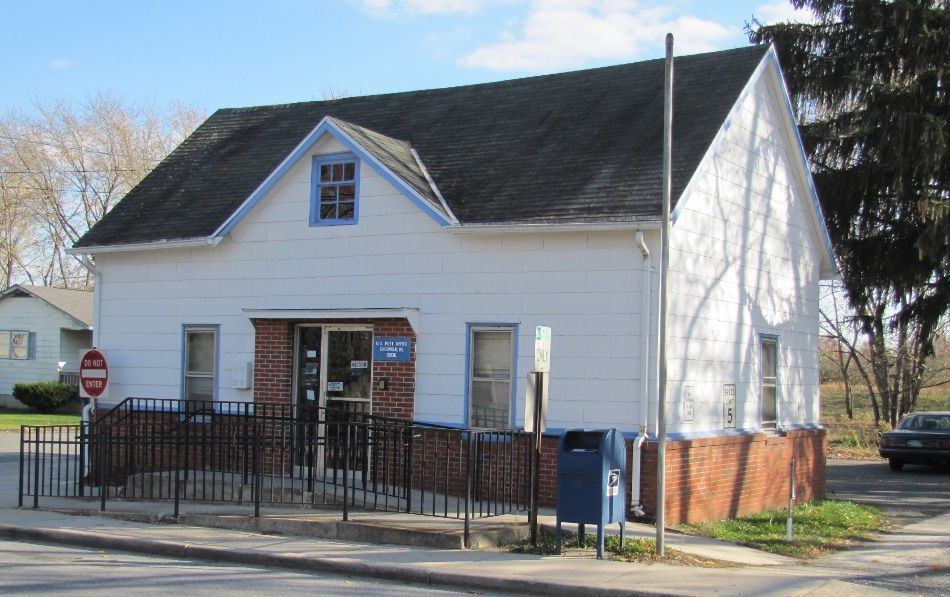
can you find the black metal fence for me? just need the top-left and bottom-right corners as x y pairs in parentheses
(19, 398), (531, 545)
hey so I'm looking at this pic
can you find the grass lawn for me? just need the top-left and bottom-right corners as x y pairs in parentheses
(0, 407), (80, 431)
(821, 384), (950, 459)
(679, 499), (885, 558)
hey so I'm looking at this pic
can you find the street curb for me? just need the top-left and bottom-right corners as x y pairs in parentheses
(0, 523), (676, 597)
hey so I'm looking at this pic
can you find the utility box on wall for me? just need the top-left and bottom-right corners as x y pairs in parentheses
(555, 428), (626, 558)
(231, 362), (253, 390)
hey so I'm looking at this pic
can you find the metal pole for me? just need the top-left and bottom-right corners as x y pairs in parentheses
(529, 370), (543, 546)
(656, 32), (674, 557)
(786, 458), (796, 543)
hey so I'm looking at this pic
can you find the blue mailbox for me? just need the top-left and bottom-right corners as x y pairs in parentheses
(556, 428), (626, 559)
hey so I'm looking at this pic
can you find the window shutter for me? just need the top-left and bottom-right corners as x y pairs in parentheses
(28, 332), (36, 359)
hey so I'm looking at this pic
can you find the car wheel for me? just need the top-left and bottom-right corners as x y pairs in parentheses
(888, 458), (904, 472)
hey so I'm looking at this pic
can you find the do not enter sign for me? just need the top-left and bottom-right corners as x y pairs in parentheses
(79, 348), (109, 399)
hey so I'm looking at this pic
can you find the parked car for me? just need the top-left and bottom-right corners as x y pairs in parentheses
(879, 412), (950, 471)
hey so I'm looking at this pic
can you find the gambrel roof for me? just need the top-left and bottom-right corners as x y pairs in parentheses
(74, 46), (773, 249)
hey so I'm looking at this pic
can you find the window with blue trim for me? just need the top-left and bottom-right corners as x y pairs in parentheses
(468, 326), (515, 428)
(184, 326), (216, 403)
(311, 154), (359, 225)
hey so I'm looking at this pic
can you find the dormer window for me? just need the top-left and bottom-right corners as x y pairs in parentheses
(311, 153), (359, 226)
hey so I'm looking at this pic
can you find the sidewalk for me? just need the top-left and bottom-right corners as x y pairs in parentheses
(0, 505), (927, 597)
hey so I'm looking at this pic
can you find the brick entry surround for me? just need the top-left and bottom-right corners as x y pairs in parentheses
(252, 317), (415, 420)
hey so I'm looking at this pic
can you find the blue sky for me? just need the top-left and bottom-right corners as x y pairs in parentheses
(3, 0), (813, 114)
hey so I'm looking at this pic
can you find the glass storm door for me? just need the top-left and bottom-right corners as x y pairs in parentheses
(293, 325), (373, 470)
(294, 325), (374, 411)
(323, 327), (373, 409)
(296, 326), (323, 411)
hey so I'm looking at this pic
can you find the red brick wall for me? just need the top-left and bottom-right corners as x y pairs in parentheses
(528, 429), (825, 525)
(251, 318), (416, 420)
(252, 320), (294, 406)
(637, 429), (826, 524)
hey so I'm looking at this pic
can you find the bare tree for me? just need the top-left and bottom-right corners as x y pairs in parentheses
(820, 279), (950, 427)
(0, 94), (204, 289)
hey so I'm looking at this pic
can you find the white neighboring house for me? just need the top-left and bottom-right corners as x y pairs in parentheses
(69, 45), (838, 522)
(0, 285), (93, 408)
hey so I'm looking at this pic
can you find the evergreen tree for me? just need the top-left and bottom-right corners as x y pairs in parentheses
(750, 1), (949, 426)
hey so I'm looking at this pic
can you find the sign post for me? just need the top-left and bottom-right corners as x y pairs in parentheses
(529, 326), (551, 546)
(79, 348), (109, 400)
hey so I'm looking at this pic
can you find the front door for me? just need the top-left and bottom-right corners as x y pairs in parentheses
(293, 324), (374, 468)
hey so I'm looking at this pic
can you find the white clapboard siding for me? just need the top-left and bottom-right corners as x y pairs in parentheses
(666, 61), (822, 434)
(95, 133), (652, 431)
(0, 297), (87, 396)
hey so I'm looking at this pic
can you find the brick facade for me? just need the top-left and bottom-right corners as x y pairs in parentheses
(93, 321), (826, 526)
(637, 429), (827, 524)
(408, 428), (825, 525)
(528, 429), (826, 525)
(251, 317), (416, 420)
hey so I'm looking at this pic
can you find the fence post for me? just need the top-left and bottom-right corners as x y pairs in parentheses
(404, 424), (413, 513)
(464, 431), (473, 549)
(343, 424), (350, 522)
(254, 421), (262, 519)
(32, 427), (41, 509)
(18, 426), (25, 508)
(174, 420), (181, 517)
(242, 403), (250, 485)
(78, 423), (86, 498)
(99, 426), (109, 512)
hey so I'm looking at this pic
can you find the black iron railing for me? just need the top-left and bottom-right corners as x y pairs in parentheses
(19, 397), (531, 546)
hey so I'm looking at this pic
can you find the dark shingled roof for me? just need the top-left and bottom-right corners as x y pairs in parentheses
(75, 45), (768, 249)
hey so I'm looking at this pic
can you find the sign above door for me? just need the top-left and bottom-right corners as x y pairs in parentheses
(373, 336), (411, 362)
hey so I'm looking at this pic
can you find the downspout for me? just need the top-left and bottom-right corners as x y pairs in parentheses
(630, 230), (651, 517)
(78, 254), (99, 478)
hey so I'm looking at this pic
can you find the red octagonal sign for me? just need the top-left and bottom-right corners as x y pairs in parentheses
(79, 348), (109, 398)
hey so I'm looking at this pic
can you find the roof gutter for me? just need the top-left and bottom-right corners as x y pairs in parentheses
(66, 236), (223, 255)
(449, 221), (661, 234)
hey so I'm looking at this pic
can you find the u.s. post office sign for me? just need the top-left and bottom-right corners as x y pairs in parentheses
(373, 336), (411, 362)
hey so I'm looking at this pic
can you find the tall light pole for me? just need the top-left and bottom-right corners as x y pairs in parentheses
(656, 32), (673, 557)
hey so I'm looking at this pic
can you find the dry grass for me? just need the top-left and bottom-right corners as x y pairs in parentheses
(821, 384), (950, 459)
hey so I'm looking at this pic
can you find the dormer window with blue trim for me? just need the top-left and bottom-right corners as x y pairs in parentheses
(311, 153), (359, 226)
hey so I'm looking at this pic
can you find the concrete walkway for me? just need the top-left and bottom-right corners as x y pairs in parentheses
(2, 505), (944, 596)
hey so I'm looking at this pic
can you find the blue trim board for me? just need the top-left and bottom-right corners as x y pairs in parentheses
(463, 323), (472, 426)
(511, 323), (520, 426)
(215, 117), (452, 237)
(309, 152), (360, 227)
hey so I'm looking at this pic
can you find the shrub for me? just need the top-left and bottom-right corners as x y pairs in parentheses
(13, 382), (78, 413)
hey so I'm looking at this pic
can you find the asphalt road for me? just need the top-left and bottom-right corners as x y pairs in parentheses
(825, 458), (950, 524)
(0, 538), (488, 596)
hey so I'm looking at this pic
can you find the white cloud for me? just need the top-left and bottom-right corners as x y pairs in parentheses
(48, 58), (71, 69)
(460, 0), (737, 71)
(753, 1), (818, 24)
(351, 0), (484, 18)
